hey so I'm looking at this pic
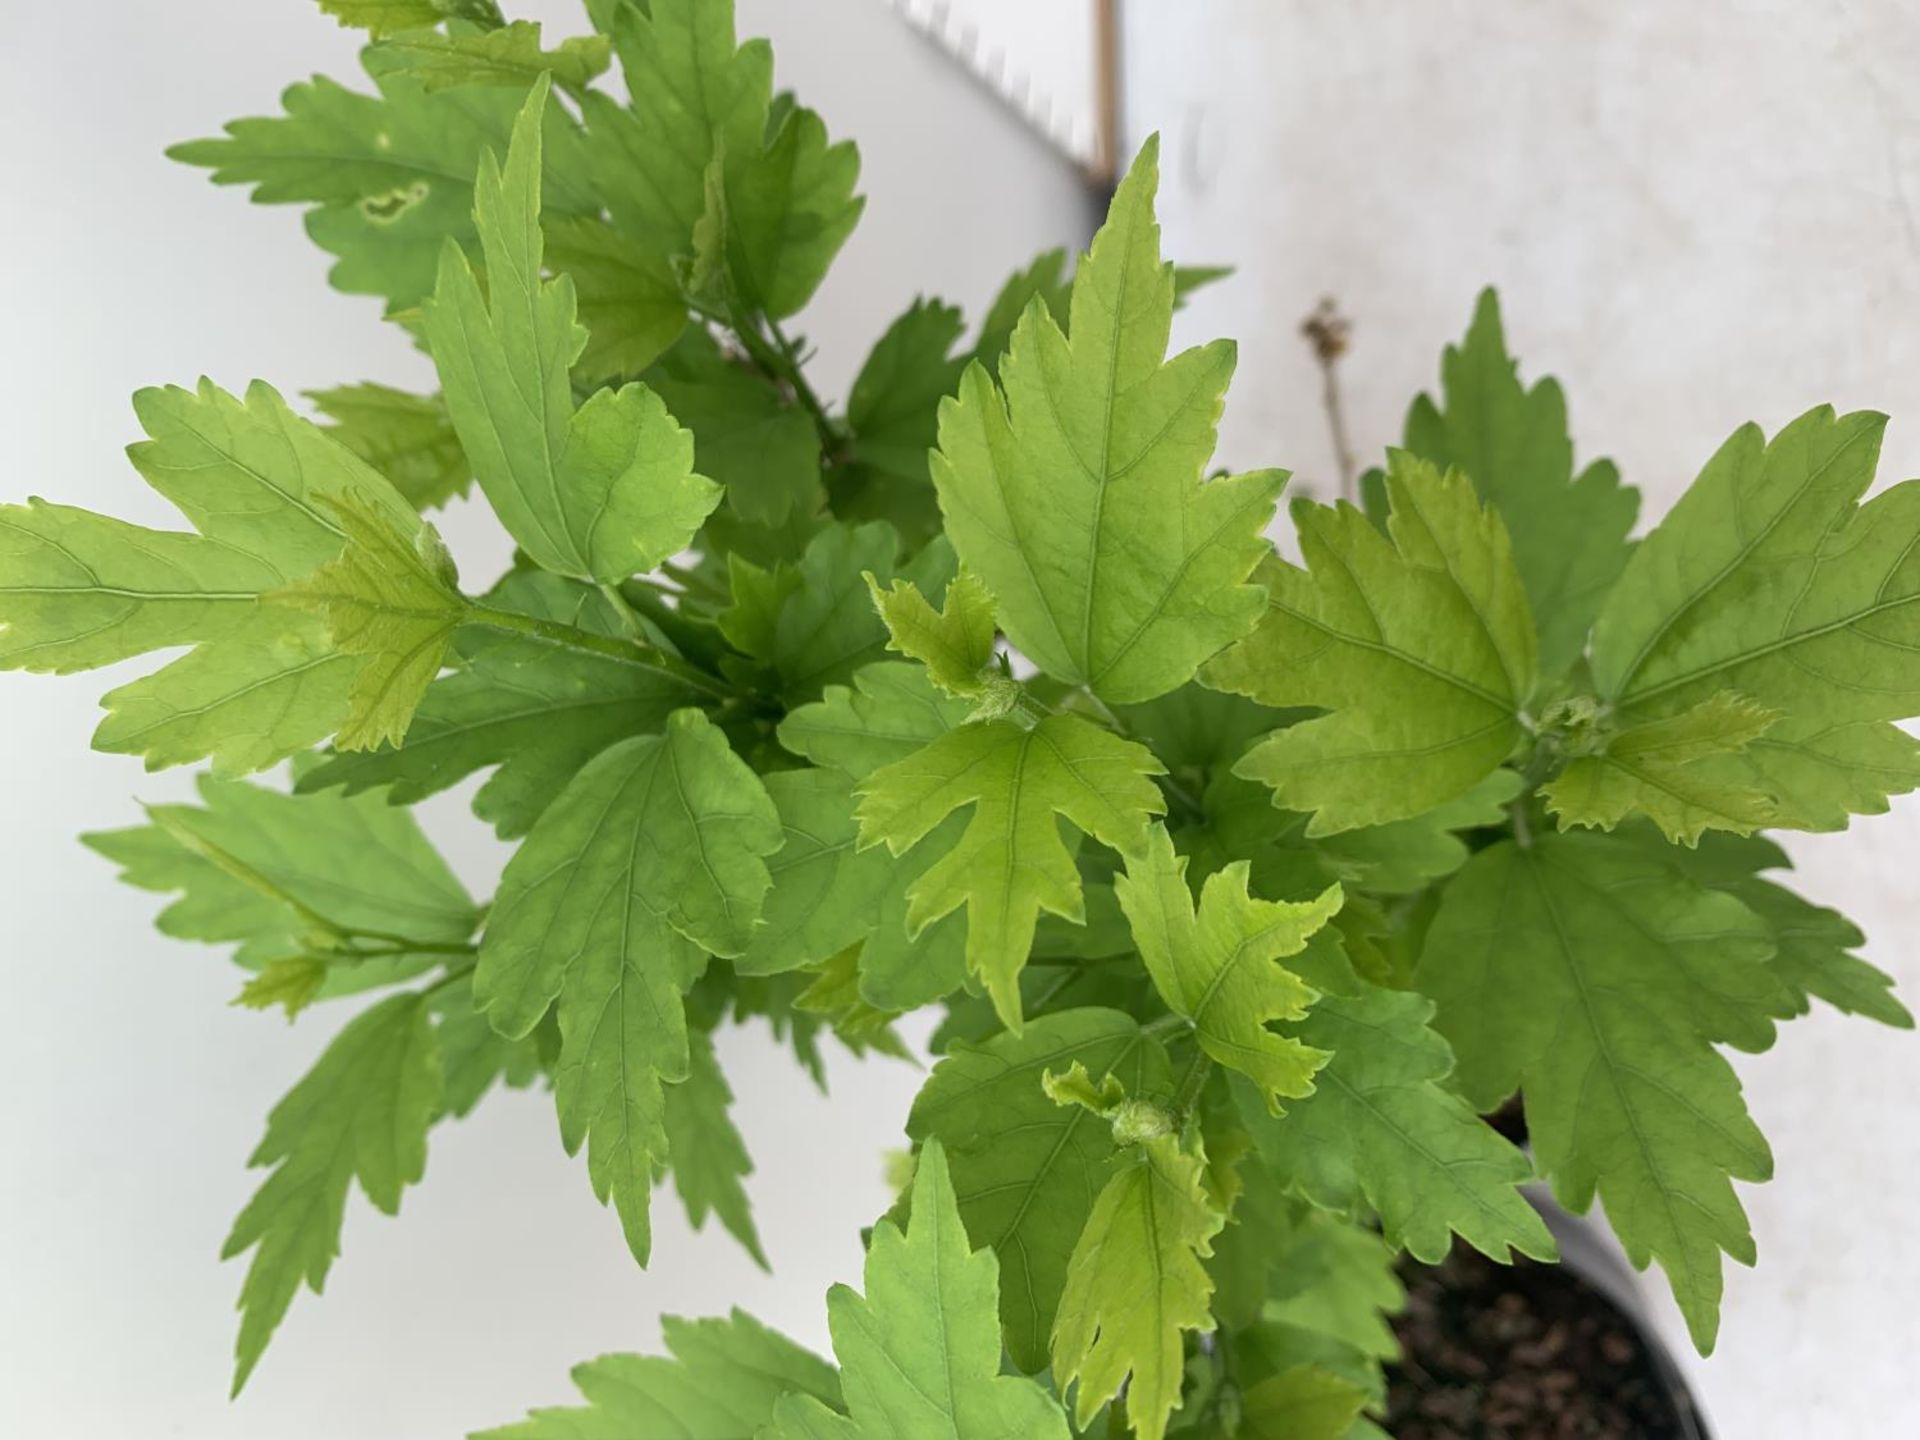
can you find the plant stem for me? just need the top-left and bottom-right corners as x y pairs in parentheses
(1142, 1012), (1191, 1040)
(1302, 297), (1357, 503)
(419, 958), (480, 999)
(1172, 1050), (1215, 1120)
(466, 603), (733, 700)
(691, 300), (846, 462)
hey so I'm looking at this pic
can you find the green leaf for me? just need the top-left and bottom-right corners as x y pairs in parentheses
(472, 1309), (841, 1440)
(170, 55), (597, 310)
(907, 1008), (1173, 1370)
(832, 298), (968, 543)
(84, 769), (477, 989)
(1115, 825), (1339, 1109)
(1051, 1129), (1225, 1440)
(734, 521), (953, 701)
(1643, 831), (1913, 1029)
(1208, 453), (1537, 833)
(1404, 288), (1638, 674)
(1417, 832), (1793, 1352)
(1233, 979), (1556, 1264)
(424, 80), (720, 582)
(1310, 768), (1524, 894)
(476, 709), (783, 1260)
(764, 1142), (1073, 1439)
(315, 0), (469, 36)
(543, 214), (689, 382)
(0, 380), (421, 772)
(972, 248), (1069, 379)
(777, 661), (974, 781)
(586, 0), (772, 258)
(433, 979), (545, 1120)
(738, 767), (890, 976)
(1588, 405), (1920, 829)
(276, 491), (466, 750)
(223, 991), (441, 1393)
(374, 22), (611, 97)
(663, 1028), (766, 1266)
(933, 139), (1283, 704)
(300, 573), (702, 837)
(867, 569), (998, 697)
(1237, 1365), (1370, 1440)
(1542, 690), (1781, 844)
(856, 713), (1165, 1027)
(707, 105), (864, 321)
(590, 0), (859, 319)
(646, 326), (822, 526)
(309, 383), (473, 511)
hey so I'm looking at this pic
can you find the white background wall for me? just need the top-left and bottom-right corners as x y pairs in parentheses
(6, 0), (1919, 1435)
(1122, 1), (1920, 1431)
(0, 3), (1091, 1436)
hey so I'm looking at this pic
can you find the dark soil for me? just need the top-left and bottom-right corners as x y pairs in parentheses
(1384, 1242), (1703, 1439)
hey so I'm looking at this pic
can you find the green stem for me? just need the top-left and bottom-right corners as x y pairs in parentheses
(1141, 1012), (1190, 1040)
(1172, 1050), (1215, 1120)
(596, 581), (652, 644)
(467, 603), (733, 700)
(692, 301), (846, 462)
(419, 957), (480, 999)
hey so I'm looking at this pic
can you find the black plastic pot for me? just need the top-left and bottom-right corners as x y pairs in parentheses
(1384, 1194), (1712, 1438)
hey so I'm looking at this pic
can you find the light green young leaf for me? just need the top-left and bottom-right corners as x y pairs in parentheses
(1115, 825), (1339, 1110)
(867, 569), (998, 697)
(933, 139), (1282, 705)
(777, 661), (974, 781)
(1234, 980), (1556, 1265)
(1404, 288), (1638, 675)
(646, 326), (822, 526)
(663, 1028), (766, 1266)
(234, 957), (330, 1019)
(375, 22), (611, 97)
(472, 1310), (841, 1440)
(1051, 1130), (1225, 1440)
(1542, 690), (1780, 845)
(300, 573), (702, 838)
(424, 80), (720, 582)
(856, 713), (1165, 1027)
(1418, 832), (1792, 1352)
(309, 383), (473, 511)
(907, 1008), (1172, 1371)
(276, 491), (467, 750)
(170, 54), (597, 310)
(1207, 453), (1537, 833)
(1589, 406), (1920, 829)
(223, 991), (441, 1394)
(833, 298), (967, 542)
(0, 380), (421, 772)
(765, 1142), (1073, 1440)
(476, 709), (782, 1260)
